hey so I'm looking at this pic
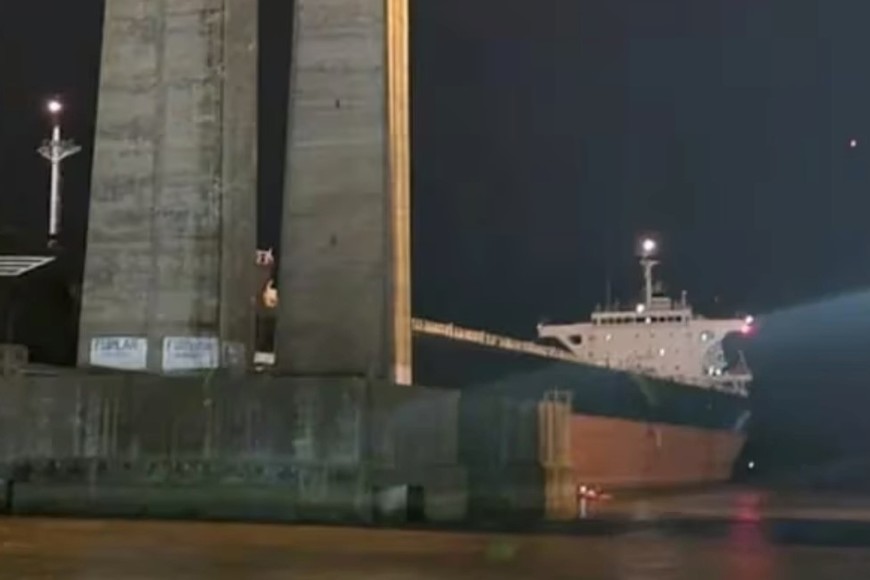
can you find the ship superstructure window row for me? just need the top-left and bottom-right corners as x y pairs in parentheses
(593, 315), (687, 325)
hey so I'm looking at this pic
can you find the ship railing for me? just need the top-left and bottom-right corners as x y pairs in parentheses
(411, 318), (579, 362)
(638, 368), (750, 397)
(411, 319), (750, 396)
(702, 376), (751, 397)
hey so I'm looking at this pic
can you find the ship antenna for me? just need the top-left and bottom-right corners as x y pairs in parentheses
(605, 269), (612, 309)
(639, 237), (659, 307)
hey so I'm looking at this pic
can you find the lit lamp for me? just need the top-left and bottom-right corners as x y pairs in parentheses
(37, 98), (81, 245)
(638, 236), (659, 306)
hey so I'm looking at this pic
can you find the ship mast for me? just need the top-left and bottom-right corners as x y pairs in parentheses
(639, 237), (658, 307)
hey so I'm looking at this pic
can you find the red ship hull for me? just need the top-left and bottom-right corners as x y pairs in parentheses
(570, 414), (746, 489)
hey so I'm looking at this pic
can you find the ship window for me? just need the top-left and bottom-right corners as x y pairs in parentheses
(569, 335), (583, 345)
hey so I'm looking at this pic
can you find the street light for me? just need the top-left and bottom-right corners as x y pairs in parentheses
(641, 237), (657, 256)
(37, 98), (81, 245)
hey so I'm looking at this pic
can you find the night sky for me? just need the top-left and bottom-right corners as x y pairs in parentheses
(3, 0), (870, 477)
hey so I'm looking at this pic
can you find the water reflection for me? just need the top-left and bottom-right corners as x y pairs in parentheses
(2, 515), (868, 579)
(728, 521), (777, 580)
(616, 529), (687, 580)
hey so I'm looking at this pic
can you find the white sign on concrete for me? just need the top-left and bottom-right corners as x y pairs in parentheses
(90, 337), (147, 371)
(162, 336), (220, 371)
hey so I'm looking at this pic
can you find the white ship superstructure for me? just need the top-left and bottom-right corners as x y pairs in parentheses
(537, 238), (752, 395)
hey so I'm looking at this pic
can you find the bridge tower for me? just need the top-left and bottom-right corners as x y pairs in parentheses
(276, 0), (413, 384)
(78, 0), (259, 372)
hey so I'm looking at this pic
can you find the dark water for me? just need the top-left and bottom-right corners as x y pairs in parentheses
(3, 516), (870, 579)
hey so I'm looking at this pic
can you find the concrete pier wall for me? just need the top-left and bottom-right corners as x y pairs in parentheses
(0, 371), (465, 521)
(0, 372), (742, 522)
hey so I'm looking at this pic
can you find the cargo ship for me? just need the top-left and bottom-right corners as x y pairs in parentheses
(255, 238), (753, 490)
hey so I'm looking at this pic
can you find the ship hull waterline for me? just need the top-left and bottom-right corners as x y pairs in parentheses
(416, 334), (750, 491)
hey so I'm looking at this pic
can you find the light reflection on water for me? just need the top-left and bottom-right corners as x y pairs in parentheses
(727, 521), (777, 580)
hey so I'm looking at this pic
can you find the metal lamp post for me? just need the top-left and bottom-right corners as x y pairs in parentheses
(37, 99), (81, 245)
